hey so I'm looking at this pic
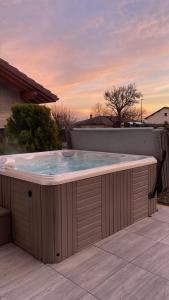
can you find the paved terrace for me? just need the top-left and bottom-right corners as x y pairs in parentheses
(2, 206), (169, 299)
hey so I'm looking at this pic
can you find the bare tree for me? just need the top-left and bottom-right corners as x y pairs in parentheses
(51, 104), (78, 130)
(133, 108), (147, 121)
(91, 102), (111, 117)
(104, 83), (143, 126)
(121, 107), (147, 122)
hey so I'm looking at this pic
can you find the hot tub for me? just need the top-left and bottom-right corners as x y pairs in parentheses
(0, 150), (157, 263)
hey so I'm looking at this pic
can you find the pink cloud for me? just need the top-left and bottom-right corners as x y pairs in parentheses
(1, 0), (169, 116)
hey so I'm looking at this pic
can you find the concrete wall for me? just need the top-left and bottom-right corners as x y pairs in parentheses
(0, 79), (23, 128)
(71, 128), (162, 160)
(145, 108), (169, 124)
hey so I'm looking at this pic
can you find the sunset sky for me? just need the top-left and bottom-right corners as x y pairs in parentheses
(1, 0), (169, 118)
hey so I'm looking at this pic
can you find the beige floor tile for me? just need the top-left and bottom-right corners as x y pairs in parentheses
(1, 266), (86, 300)
(0, 245), (43, 289)
(53, 246), (127, 291)
(92, 263), (169, 300)
(152, 207), (169, 223)
(133, 242), (169, 280)
(160, 234), (169, 246)
(80, 294), (98, 300)
(127, 219), (169, 241)
(125, 217), (153, 232)
(95, 230), (156, 261)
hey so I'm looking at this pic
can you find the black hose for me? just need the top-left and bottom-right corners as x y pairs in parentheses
(148, 150), (166, 199)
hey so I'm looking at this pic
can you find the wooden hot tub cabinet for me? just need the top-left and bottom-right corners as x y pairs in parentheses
(0, 164), (157, 263)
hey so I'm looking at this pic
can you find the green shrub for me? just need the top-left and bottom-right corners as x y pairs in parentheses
(5, 104), (60, 153)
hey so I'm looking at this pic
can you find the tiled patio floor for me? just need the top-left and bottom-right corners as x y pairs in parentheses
(2, 206), (169, 299)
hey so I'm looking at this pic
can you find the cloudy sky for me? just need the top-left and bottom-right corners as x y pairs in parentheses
(0, 0), (169, 117)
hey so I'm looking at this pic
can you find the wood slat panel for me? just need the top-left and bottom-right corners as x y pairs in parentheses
(0, 175), (2, 206)
(78, 232), (101, 250)
(12, 181), (31, 252)
(41, 186), (60, 263)
(113, 170), (133, 233)
(1, 175), (12, 209)
(78, 212), (101, 227)
(66, 183), (73, 257)
(102, 170), (133, 237)
(148, 164), (157, 216)
(77, 176), (101, 187)
(77, 206), (101, 222)
(60, 185), (68, 260)
(72, 182), (77, 253)
(12, 179), (41, 260)
(30, 184), (41, 260)
(76, 176), (102, 250)
(77, 219), (101, 236)
(77, 194), (100, 208)
(101, 175), (107, 238)
(128, 169), (133, 225)
(133, 167), (149, 222)
(54, 186), (62, 262)
(55, 183), (76, 261)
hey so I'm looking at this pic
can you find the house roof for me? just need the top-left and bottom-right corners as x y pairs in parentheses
(74, 115), (117, 127)
(145, 107), (169, 119)
(0, 58), (59, 103)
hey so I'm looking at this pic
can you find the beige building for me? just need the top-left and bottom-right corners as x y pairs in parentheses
(144, 107), (169, 124)
(0, 58), (59, 128)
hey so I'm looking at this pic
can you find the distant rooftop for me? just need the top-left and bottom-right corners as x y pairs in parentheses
(0, 58), (59, 104)
(74, 115), (118, 127)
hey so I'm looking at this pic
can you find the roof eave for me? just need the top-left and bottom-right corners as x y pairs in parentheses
(0, 58), (59, 104)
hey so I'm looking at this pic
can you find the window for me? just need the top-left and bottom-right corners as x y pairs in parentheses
(164, 112), (168, 116)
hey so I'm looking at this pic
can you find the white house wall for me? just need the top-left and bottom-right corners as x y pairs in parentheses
(145, 108), (169, 124)
(0, 79), (23, 128)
